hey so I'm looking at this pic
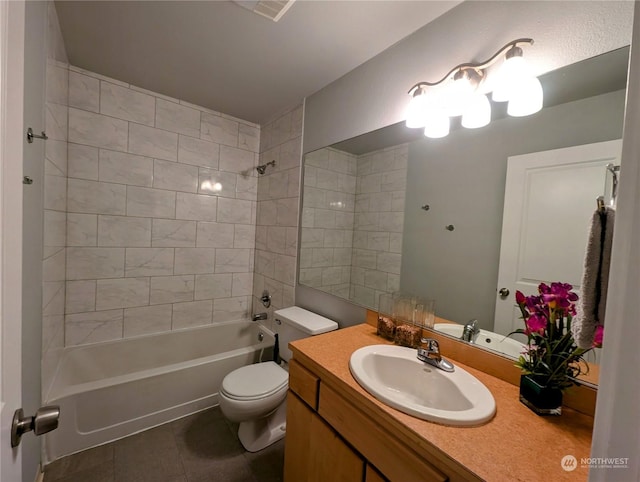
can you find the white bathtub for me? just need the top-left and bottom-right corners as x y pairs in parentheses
(44, 320), (274, 464)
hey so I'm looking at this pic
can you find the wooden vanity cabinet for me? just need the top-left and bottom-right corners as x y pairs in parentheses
(284, 358), (453, 482)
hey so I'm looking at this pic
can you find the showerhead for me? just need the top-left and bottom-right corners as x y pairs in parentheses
(256, 160), (276, 175)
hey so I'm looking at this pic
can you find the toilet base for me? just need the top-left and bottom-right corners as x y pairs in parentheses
(237, 399), (287, 452)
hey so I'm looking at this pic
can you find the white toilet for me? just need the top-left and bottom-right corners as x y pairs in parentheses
(219, 306), (338, 452)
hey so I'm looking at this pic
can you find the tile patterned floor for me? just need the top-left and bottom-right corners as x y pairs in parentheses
(44, 407), (284, 482)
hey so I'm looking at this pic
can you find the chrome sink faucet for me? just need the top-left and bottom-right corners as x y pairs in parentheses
(461, 319), (480, 343)
(417, 338), (454, 372)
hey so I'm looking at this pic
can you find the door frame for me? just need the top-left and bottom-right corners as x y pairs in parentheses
(0, 0), (25, 481)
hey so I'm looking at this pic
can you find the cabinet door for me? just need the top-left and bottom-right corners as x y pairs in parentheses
(366, 464), (388, 482)
(284, 391), (313, 482)
(308, 410), (365, 482)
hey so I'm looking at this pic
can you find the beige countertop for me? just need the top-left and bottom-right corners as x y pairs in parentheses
(290, 323), (593, 482)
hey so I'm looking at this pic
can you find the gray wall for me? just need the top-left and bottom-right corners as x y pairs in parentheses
(303, 1), (632, 153)
(401, 90), (625, 329)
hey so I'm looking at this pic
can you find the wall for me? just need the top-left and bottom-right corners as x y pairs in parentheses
(351, 144), (407, 308)
(64, 66), (260, 346)
(299, 147), (356, 299)
(303, 1), (633, 152)
(402, 90), (625, 329)
(253, 104), (303, 329)
(42, 1), (68, 393)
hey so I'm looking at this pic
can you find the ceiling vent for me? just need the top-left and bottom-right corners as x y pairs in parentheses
(232, 0), (296, 22)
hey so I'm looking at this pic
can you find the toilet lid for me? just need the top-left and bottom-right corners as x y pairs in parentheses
(221, 361), (288, 401)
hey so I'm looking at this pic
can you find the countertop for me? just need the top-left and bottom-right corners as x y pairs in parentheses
(290, 323), (593, 482)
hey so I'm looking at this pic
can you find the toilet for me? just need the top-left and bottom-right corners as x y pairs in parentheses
(219, 306), (338, 452)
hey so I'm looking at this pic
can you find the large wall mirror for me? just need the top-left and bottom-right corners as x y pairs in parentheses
(299, 46), (629, 387)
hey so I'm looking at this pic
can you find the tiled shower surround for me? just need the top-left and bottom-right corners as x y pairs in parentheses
(63, 66), (260, 346)
(300, 144), (407, 309)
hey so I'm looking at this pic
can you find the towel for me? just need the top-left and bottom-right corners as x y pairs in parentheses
(572, 207), (615, 349)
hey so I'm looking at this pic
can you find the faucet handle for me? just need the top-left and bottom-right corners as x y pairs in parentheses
(420, 338), (440, 353)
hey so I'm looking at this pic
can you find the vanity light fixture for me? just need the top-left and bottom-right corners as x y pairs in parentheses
(406, 38), (542, 138)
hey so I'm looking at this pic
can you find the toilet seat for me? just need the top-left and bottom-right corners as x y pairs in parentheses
(221, 361), (288, 401)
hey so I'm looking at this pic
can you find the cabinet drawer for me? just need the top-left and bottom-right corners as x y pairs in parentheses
(319, 384), (448, 482)
(289, 359), (320, 409)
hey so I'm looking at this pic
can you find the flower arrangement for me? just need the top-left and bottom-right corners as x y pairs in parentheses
(513, 282), (603, 391)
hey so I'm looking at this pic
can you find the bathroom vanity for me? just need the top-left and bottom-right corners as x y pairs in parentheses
(283, 323), (594, 481)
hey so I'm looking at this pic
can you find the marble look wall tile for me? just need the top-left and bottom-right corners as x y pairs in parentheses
(100, 82), (155, 126)
(217, 197), (253, 224)
(96, 277), (150, 310)
(67, 179), (126, 215)
(274, 254), (296, 285)
(377, 252), (401, 275)
(66, 280), (96, 314)
(254, 250), (275, 278)
(67, 213), (97, 246)
(232, 272), (253, 297)
(128, 123), (178, 161)
(43, 247), (66, 282)
(68, 143), (99, 180)
(175, 192), (217, 221)
(219, 146), (254, 174)
(125, 247), (174, 277)
(68, 108), (128, 151)
(201, 113), (238, 147)
(257, 200), (277, 226)
(46, 62), (68, 105)
(44, 174), (67, 211)
(236, 174), (257, 201)
(194, 273), (232, 300)
(267, 226), (287, 254)
(178, 135), (220, 169)
(276, 197), (298, 227)
(42, 315), (64, 354)
(174, 248), (215, 275)
(390, 232), (403, 253)
(126, 186), (176, 218)
(195, 222), (234, 248)
(378, 211), (403, 233)
(197, 169), (236, 198)
(215, 248), (250, 273)
(156, 99), (201, 138)
(68, 71), (99, 112)
(234, 224), (256, 249)
(43, 281), (65, 316)
(124, 304), (173, 337)
(99, 150), (153, 187)
(255, 225), (268, 251)
(44, 210), (66, 247)
(213, 297), (249, 323)
(152, 219), (196, 247)
(285, 227), (298, 257)
(98, 215), (151, 247)
(172, 300), (213, 329)
(238, 124), (259, 152)
(45, 139), (68, 177)
(69, 65), (127, 87)
(66, 247), (124, 280)
(65, 309), (123, 346)
(46, 103), (68, 141)
(150, 275), (194, 304)
(153, 159), (198, 193)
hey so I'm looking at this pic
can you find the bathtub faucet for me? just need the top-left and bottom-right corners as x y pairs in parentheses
(252, 312), (268, 322)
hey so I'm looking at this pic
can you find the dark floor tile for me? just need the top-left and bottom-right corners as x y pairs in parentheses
(45, 444), (114, 481)
(47, 461), (114, 482)
(175, 411), (244, 462)
(171, 408), (226, 438)
(113, 424), (185, 482)
(243, 439), (284, 482)
(184, 454), (256, 482)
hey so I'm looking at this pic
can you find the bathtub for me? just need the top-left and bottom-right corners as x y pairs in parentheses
(44, 320), (274, 464)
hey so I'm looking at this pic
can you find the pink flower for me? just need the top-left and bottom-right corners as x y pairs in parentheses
(525, 314), (546, 335)
(515, 290), (526, 305)
(592, 325), (604, 348)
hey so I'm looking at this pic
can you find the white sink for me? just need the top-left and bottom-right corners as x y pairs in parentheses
(434, 323), (525, 359)
(349, 345), (496, 426)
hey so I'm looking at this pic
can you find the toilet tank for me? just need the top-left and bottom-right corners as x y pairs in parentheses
(274, 307), (338, 362)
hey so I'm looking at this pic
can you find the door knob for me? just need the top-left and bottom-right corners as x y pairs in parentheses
(498, 288), (510, 298)
(11, 405), (60, 448)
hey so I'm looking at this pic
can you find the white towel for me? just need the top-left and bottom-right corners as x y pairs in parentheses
(572, 207), (615, 349)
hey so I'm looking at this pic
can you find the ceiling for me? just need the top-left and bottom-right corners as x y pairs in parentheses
(55, 1), (461, 125)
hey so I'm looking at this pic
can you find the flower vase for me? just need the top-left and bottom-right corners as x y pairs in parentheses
(519, 375), (563, 416)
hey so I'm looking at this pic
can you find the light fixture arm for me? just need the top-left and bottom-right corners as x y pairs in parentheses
(407, 38), (534, 94)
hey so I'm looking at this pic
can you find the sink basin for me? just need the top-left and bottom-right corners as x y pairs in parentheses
(434, 323), (526, 359)
(349, 345), (496, 426)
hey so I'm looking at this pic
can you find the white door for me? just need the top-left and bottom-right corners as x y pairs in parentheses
(494, 140), (622, 336)
(1, 1), (26, 481)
